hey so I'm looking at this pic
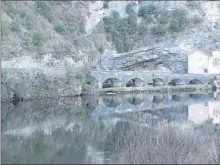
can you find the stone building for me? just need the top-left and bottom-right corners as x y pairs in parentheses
(188, 50), (220, 74)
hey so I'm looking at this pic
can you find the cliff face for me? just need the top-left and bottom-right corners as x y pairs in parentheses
(1, 1), (220, 71)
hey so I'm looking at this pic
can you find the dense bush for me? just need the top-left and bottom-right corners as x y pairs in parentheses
(111, 11), (121, 20)
(150, 25), (166, 36)
(9, 7), (34, 30)
(29, 31), (44, 46)
(55, 24), (67, 34)
(102, 10), (137, 53)
(126, 3), (135, 15)
(171, 9), (188, 29)
(138, 20), (148, 35)
(10, 16), (21, 32)
(0, 20), (9, 38)
(138, 4), (157, 19)
(126, 14), (138, 34)
(158, 11), (170, 25)
(191, 15), (202, 24)
(102, 7), (189, 52)
(35, 1), (52, 15)
(168, 19), (181, 32)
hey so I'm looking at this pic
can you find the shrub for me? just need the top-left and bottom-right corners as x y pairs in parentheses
(103, 16), (115, 33)
(29, 31), (44, 46)
(126, 3), (135, 15)
(111, 11), (121, 20)
(150, 25), (166, 36)
(19, 9), (34, 30)
(0, 20), (9, 37)
(35, 1), (52, 15)
(126, 14), (138, 34)
(191, 15), (202, 24)
(158, 11), (170, 25)
(138, 20), (148, 35)
(79, 21), (86, 34)
(138, 5), (157, 19)
(10, 17), (21, 32)
(171, 8), (188, 29)
(168, 19), (182, 32)
(55, 24), (67, 34)
(123, 36), (133, 52)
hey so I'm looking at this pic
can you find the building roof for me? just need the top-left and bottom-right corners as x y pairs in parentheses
(192, 50), (213, 57)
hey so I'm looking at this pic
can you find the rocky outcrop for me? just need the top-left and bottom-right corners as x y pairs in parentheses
(1, 68), (82, 102)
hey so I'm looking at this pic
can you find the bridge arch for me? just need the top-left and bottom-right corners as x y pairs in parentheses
(126, 78), (144, 87)
(172, 95), (183, 101)
(103, 78), (122, 88)
(188, 79), (203, 85)
(126, 95), (144, 105)
(168, 78), (185, 86)
(153, 78), (165, 86)
(86, 75), (99, 88)
(102, 95), (122, 107)
(153, 94), (165, 103)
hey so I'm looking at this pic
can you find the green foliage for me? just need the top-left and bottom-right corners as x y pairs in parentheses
(102, 11), (137, 53)
(171, 9), (188, 29)
(77, 72), (89, 89)
(55, 24), (67, 34)
(35, 1), (52, 15)
(191, 15), (202, 24)
(138, 20), (148, 35)
(123, 36), (133, 52)
(103, 88), (117, 93)
(168, 19), (182, 32)
(102, 16), (115, 33)
(9, 6), (34, 30)
(0, 20), (9, 38)
(111, 11), (121, 20)
(126, 3), (135, 15)
(10, 16), (21, 32)
(158, 11), (170, 25)
(29, 31), (44, 46)
(150, 25), (166, 36)
(79, 21), (86, 34)
(126, 14), (138, 34)
(102, 6), (188, 53)
(80, 107), (88, 119)
(138, 5), (157, 19)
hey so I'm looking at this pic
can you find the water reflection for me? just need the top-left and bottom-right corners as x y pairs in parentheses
(1, 91), (220, 164)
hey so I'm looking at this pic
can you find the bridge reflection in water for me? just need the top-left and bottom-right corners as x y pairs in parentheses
(81, 92), (220, 125)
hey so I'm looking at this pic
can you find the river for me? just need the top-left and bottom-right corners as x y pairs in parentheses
(1, 91), (220, 164)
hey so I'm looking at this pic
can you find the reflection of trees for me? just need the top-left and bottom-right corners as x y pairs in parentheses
(1, 107), (119, 164)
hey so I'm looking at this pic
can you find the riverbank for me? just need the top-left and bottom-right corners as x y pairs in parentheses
(1, 68), (83, 103)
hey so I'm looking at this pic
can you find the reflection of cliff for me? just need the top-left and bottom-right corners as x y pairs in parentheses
(2, 98), (85, 135)
(2, 116), (117, 164)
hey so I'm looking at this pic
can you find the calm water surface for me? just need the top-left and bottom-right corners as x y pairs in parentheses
(2, 91), (220, 164)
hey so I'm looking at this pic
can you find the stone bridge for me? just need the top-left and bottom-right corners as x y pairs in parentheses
(87, 70), (220, 88)
(82, 93), (214, 115)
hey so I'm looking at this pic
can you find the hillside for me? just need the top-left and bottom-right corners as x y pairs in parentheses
(1, 1), (220, 72)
